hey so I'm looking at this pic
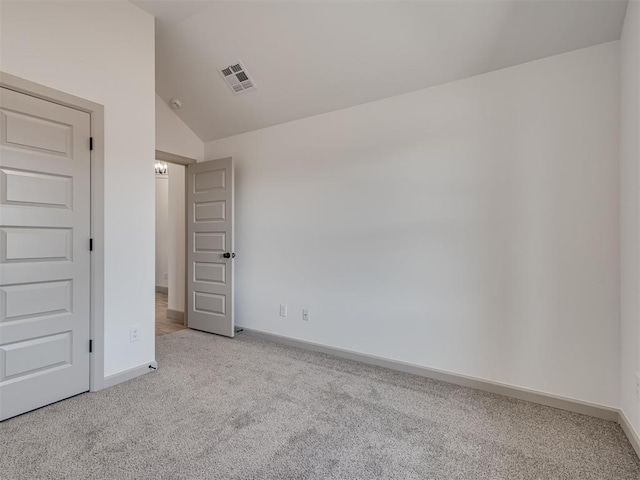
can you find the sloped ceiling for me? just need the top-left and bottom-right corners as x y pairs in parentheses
(134, 0), (628, 142)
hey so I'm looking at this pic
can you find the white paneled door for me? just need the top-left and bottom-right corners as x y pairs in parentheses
(187, 158), (235, 337)
(0, 87), (91, 421)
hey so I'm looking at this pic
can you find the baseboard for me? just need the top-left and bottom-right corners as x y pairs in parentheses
(167, 309), (184, 321)
(100, 361), (158, 390)
(240, 328), (619, 422)
(619, 410), (640, 459)
(155, 286), (168, 294)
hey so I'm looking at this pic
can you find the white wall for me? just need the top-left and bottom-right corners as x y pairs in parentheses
(155, 176), (169, 289)
(620, 0), (640, 435)
(156, 94), (204, 161)
(0, 0), (156, 377)
(168, 163), (186, 313)
(206, 42), (621, 407)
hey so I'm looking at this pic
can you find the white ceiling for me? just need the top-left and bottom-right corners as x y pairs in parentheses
(134, 0), (628, 142)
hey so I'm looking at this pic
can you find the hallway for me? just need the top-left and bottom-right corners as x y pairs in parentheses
(155, 292), (186, 337)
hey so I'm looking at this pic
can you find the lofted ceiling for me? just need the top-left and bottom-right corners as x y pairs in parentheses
(133, 0), (628, 142)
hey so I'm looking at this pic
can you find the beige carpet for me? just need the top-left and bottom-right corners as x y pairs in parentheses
(1, 329), (638, 479)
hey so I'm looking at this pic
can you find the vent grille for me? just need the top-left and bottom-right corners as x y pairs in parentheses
(219, 61), (257, 95)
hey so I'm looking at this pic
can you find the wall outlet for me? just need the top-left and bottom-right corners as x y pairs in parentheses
(163, 272), (168, 280)
(279, 304), (288, 317)
(130, 325), (140, 342)
(636, 373), (640, 401)
(302, 308), (310, 321)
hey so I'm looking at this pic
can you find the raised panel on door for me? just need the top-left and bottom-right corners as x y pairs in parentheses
(1, 332), (72, 382)
(186, 158), (234, 337)
(194, 231), (226, 253)
(0, 280), (72, 323)
(0, 87), (91, 421)
(194, 201), (225, 223)
(194, 262), (226, 285)
(1, 109), (72, 157)
(0, 227), (73, 263)
(1, 168), (73, 208)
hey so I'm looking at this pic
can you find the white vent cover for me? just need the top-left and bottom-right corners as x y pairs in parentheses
(219, 62), (256, 95)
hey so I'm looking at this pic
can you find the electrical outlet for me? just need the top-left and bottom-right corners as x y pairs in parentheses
(163, 272), (168, 280)
(130, 325), (140, 342)
(636, 373), (640, 401)
(280, 304), (288, 317)
(302, 308), (310, 322)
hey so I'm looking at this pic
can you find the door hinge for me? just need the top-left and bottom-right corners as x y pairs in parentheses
(89, 238), (93, 251)
(89, 137), (94, 151)
(89, 339), (93, 353)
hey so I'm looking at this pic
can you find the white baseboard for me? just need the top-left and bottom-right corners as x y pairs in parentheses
(167, 309), (184, 322)
(100, 361), (158, 390)
(240, 327), (619, 421)
(619, 410), (640, 460)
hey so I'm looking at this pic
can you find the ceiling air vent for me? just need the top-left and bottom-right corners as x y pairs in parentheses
(219, 61), (256, 95)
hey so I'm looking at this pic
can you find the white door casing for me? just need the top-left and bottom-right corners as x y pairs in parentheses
(186, 158), (234, 337)
(0, 87), (91, 420)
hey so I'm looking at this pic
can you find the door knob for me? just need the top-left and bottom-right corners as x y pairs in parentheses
(223, 252), (236, 259)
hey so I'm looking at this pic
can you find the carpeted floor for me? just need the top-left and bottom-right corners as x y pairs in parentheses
(1, 329), (639, 480)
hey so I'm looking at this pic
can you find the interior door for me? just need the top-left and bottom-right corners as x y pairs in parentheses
(0, 87), (91, 421)
(186, 157), (235, 337)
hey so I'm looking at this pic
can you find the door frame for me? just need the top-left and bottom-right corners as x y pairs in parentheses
(155, 150), (196, 327)
(0, 72), (106, 392)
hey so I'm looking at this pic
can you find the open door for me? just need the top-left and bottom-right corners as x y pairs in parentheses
(186, 157), (234, 337)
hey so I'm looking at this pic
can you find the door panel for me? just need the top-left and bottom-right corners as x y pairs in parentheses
(194, 232), (226, 252)
(1, 168), (73, 208)
(2, 109), (72, 155)
(0, 87), (91, 421)
(1, 332), (72, 381)
(187, 158), (234, 337)
(194, 201), (225, 222)
(1, 227), (73, 262)
(194, 262), (226, 284)
(1, 280), (72, 322)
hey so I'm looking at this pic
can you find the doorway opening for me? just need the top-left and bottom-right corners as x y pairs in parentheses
(153, 150), (236, 340)
(155, 159), (187, 337)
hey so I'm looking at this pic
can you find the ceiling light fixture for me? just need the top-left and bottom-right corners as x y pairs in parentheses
(155, 161), (168, 175)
